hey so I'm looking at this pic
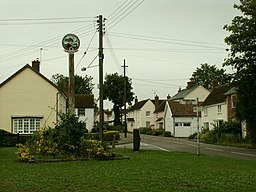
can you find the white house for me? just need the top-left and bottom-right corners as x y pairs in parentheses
(127, 96), (164, 132)
(75, 94), (94, 132)
(0, 60), (67, 134)
(172, 82), (210, 103)
(201, 84), (231, 130)
(164, 100), (198, 137)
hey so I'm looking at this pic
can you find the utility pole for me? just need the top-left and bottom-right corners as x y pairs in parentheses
(122, 59), (128, 138)
(196, 97), (200, 156)
(98, 15), (104, 139)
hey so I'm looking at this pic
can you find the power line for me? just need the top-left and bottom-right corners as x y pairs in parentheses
(107, 0), (145, 31)
(108, 32), (227, 49)
(75, 31), (97, 71)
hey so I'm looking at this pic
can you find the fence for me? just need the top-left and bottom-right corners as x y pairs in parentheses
(0, 133), (32, 147)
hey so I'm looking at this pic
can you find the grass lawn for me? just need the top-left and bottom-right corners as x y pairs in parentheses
(0, 147), (256, 192)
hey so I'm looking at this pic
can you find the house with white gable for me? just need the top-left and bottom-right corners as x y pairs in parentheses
(201, 84), (235, 131)
(164, 100), (199, 137)
(0, 60), (67, 134)
(127, 96), (164, 132)
(75, 94), (94, 132)
(172, 82), (210, 103)
(162, 82), (209, 137)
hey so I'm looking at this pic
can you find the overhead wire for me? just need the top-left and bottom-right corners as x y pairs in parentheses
(75, 31), (97, 71)
(107, 0), (145, 31)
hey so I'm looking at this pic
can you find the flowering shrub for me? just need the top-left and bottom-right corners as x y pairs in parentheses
(16, 114), (115, 162)
(16, 144), (34, 162)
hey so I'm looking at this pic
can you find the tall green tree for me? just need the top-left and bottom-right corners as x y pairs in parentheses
(103, 73), (134, 125)
(190, 63), (231, 89)
(51, 73), (94, 94)
(223, 0), (256, 142)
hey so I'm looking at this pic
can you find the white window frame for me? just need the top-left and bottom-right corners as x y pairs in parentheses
(146, 111), (150, 117)
(146, 121), (151, 127)
(13, 118), (41, 134)
(217, 105), (222, 114)
(78, 108), (85, 116)
(203, 107), (208, 116)
(231, 95), (237, 108)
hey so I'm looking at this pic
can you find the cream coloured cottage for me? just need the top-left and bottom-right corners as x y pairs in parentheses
(0, 60), (67, 134)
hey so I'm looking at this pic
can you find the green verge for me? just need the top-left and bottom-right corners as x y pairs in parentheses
(0, 147), (256, 192)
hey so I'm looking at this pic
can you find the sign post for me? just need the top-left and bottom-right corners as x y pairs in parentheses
(62, 34), (80, 116)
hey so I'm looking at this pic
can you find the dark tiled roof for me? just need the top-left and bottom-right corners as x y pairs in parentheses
(154, 100), (166, 113)
(75, 94), (94, 108)
(172, 85), (199, 100)
(203, 84), (231, 106)
(128, 99), (165, 112)
(167, 100), (197, 117)
(128, 100), (149, 111)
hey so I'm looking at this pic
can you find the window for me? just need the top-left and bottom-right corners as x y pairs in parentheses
(175, 122), (182, 126)
(13, 118), (41, 134)
(204, 122), (209, 130)
(78, 108), (85, 116)
(146, 121), (151, 127)
(203, 107), (208, 116)
(183, 123), (191, 127)
(231, 95), (237, 108)
(146, 111), (150, 117)
(217, 105), (222, 114)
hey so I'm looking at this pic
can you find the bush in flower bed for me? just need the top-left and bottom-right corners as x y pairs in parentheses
(16, 114), (115, 162)
(103, 131), (120, 141)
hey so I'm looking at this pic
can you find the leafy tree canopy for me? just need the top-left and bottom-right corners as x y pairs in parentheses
(51, 73), (94, 94)
(189, 63), (231, 89)
(103, 73), (134, 125)
(223, 0), (256, 141)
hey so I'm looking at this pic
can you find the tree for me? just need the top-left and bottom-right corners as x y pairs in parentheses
(223, 0), (256, 142)
(51, 73), (94, 94)
(103, 73), (134, 125)
(189, 63), (231, 89)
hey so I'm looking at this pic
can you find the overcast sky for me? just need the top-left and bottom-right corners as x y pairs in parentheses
(0, 0), (240, 108)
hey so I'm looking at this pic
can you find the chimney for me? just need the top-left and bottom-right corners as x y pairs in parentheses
(212, 80), (218, 89)
(155, 95), (159, 110)
(186, 81), (196, 89)
(134, 96), (138, 104)
(32, 59), (40, 73)
(167, 94), (171, 100)
(178, 87), (181, 92)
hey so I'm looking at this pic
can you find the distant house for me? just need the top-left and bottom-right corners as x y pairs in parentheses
(164, 100), (199, 137)
(75, 94), (94, 132)
(172, 82), (210, 103)
(201, 84), (232, 130)
(0, 60), (67, 134)
(127, 96), (164, 132)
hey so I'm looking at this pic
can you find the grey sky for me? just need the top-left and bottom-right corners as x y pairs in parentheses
(0, 0), (239, 108)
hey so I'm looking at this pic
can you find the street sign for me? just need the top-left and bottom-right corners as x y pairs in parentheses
(193, 106), (203, 112)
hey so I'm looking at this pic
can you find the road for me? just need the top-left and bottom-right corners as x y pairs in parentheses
(137, 134), (256, 161)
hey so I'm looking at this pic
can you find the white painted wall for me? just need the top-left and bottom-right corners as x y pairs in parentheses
(75, 108), (94, 132)
(201, 102), (228, 130)
(185, 85), (210, 102)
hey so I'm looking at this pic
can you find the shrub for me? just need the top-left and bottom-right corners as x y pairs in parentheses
(153, 129), (164, 136)
(103, 131), (120, 141)
(16, 144), (34, 162)
(16, 113), (115, 161)
(188, 132), (198, 140)
(164, 131), (172, 137)
(138, 127), (152, 134)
